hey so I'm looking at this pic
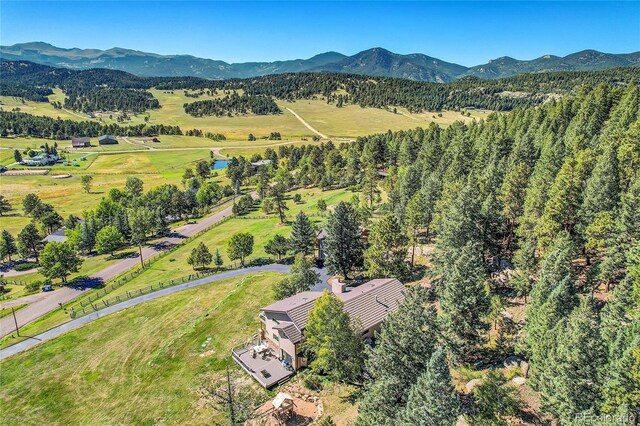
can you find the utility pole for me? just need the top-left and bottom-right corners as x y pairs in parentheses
(11, 307), (19, 336)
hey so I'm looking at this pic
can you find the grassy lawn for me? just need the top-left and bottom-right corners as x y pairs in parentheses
(0, 303), (27, 319)
(147, 89), (311, 140)
(0, 272), (284, 425)
(0, 284), (33, 302)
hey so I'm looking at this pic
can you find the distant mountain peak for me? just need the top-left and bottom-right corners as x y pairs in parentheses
(0, 42), (637, 82)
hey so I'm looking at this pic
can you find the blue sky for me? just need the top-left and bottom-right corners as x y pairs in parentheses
(1, 1), (638, 66)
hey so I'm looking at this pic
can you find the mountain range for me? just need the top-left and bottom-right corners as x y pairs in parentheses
(1, 42), (639, 82)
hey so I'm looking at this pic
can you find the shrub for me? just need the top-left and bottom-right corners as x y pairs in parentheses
(14, 262), (38, 271)
(303, 372), (323, 391)
(24, 280), (51, 293)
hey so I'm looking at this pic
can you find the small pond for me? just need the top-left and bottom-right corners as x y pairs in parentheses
(211, 160), (229, 170)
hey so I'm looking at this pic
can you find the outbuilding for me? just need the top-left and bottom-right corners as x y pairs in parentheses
(71, 137), (91, 148)
(98, 135), (118, 145)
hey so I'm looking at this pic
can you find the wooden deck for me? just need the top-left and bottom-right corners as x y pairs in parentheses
(232, 346), (294, 388)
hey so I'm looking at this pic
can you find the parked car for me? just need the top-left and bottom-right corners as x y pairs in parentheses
(42, 284), (54, 292)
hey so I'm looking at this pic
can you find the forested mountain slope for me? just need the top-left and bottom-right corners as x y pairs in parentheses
(2, 60), (639, 115)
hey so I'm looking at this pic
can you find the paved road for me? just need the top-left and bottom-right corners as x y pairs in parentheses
(1, 265), (38, 277)
(0, 264), (332, 360)
(286, 107), (329, 139)
(0, 196), (242, 338)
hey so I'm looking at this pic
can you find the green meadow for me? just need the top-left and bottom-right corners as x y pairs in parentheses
(0, 272), (284, 425)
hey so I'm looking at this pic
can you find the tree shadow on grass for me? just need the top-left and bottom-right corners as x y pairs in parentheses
(68, 275), (104, 290)
(150, 240), (179, 251)
(108, 251), (137, 260)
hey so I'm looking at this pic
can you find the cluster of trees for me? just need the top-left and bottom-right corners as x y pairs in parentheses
(246, 81), (639, 423)
(183, 93), (281, 117)
(231, 194), (256, 216)
(0, 83), (52, 102)
(0, 111), (183, 140)
(0, 194), (85, 282)
(63, 87), (160, 114)
(69, 172), (230, 259)
(0, 165), (235, 283)
(187, 242), (223, 271)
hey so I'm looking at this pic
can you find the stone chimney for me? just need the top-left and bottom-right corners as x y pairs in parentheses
(329, 276), (347, 294)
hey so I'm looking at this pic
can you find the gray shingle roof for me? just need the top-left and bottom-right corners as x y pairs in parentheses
(42, 228), (67, 243)
(339, 278), (405, 331)
(261, 278), (406, 337)
(274, 321), (303, 343)
(262, 291), (322, 331)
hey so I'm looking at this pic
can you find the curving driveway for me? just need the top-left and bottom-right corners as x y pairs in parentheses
(0, 264), (330, 360)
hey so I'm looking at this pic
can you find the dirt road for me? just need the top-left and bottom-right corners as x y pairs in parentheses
(286, 107), (329, 139)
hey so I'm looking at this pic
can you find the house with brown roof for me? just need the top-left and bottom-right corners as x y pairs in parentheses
(232, 278), (405, 387)
(71, 137), (91, 148)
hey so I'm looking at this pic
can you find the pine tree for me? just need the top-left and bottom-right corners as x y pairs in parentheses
(472, 370), (521, 425)
(214, 249), (224, 270)
(498, 162), (530, 251)
(397, 349), (461, 426)
(535, 152), (593, 252)
(364, 214), (409, 278)
(438, 242), (489, 361)
(270, 183), (289, 224)
(599, 175), (640, 286)
(358, 287), (439, 425)
(273, 253), (319, 300)
(580, 142), (620, 226)
(0, 230), (17, 263)
(17, 223), (41, 262)
(600, 276), (636, 351)
(0, 195), (12, 216)
(433, 180), (481, 264)
(601, 324), (640, 416)
(540, 299), (606, 421)
(289, 211), (315, 256)
(304, 291), (364, 383)
(405, 191), (429, 266)
(324, 202), (363, 279)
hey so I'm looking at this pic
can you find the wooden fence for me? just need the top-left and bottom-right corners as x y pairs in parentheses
(70, 269), (219, 318)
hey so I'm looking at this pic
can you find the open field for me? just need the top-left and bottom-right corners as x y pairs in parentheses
(2, 88), (489, 142)
(279, 100), (487, 138)
(0, 148), (229, 235)
(0, 272), (284, 425)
